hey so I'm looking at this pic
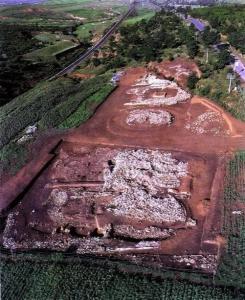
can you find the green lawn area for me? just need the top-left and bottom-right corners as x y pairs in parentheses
(34, 32), (60, 44)
(124, 10), (155, 25)
(66, 7), (110, 22)
(74, 19), (114, 41)
(23, 40), (78, 62)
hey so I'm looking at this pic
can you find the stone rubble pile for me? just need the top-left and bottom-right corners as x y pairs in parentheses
(125, 74), (190, 106)
(126, 109), (172, 126)
(173, 254), (218, 273)
(108, 189), (186, 223)
(169, 65), (191, 79)
(114, 224), (174, 240)
(104, 149), (188, 223)
(104, 149), (188, 194)
(185, 111), (228, 136)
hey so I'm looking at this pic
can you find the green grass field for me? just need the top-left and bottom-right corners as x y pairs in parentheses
(124, 10), (155, 25)
(23, 40), (78, 62)
(66, 7), (110, 22)
(75, 19), (114, 41)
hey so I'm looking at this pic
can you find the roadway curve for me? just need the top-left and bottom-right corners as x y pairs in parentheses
(49, 3), (135, 81)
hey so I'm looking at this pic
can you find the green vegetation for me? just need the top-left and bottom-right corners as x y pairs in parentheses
(124, 10), (155, 25)
(0, 5), (79, 30)
(74, 20), (114, 42)
(0, 141), (29, 176)
(97, 10), (198, 70)
(1, 257), (244, 300)
(0, 77), (79, 148)
(34, 32), (60, 44)
(187, 73), (199, 90)
(0, 73), (113, 177)
(23, 40), (78, 62)
(216, 151), (245, 288)
(66, 7), (110, 22)
(44, 0), (90, 3)
(38, 73), (112, 129)
(191, 5), (245, 53)
(194, 67), (245, 121)
(59, 83), (115, 128)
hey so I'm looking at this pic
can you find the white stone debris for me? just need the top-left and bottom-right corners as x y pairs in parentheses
(104, 149), (188, 194)
(49, 189), (68, 206)
(186, 218), (197, 227)
(169, 65), (191, 78)
(125, 74), (190, 106)
(107, 241), (160, 253)
(2, 212), (17, 249)
(173, 255), (217, 273)
(114, 224), (175, 240)
(232, 210), (243, 215)
(126, 109), (172, 126)
(25, 125), (37, 135)
(103, 149), (188, 223)
(185, 111), (229, 136)
(17, 124), (37, 144)
(136, 241), (160, 249)
(17, 135), (33, 144)
(107, 190), (186, 223)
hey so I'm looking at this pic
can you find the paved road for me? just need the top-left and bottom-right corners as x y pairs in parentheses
(49, 4), (135, 81)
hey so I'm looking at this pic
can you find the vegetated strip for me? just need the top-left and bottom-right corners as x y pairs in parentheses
(38, 73), (113, 129)
(215, 151), (245, 289)
(59, 83), (116, 129)
(0, 73), (112, 148)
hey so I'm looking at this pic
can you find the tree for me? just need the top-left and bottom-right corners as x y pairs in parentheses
(187, 73), (199, 90)
(186, 38), (199, 58)
(92, 58), (101, 67)
(202, 27), (220, 63)
(229, 30), (245, 54)
(215, 49), (231, 69)
(202, 27), (219, 46)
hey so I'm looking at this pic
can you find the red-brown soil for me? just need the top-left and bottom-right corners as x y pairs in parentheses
(1, 60), (245, 274)
(70, 73), (95, 80)
(148, 58), (202, 87)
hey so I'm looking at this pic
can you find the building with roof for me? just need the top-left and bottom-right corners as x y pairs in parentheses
(234, 61), (245, 82)
(187, 17), (205, 31)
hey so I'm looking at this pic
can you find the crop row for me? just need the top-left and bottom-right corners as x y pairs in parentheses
(1, 258), (243, 300)
(215, 151), (245, 289)
(0, 77), (80, 148)
(38, 73), (112, 129)
(59, 83), (116, 129)
(0, 73), (112, 149)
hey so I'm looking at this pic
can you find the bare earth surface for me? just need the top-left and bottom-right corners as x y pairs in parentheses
(1, 60), (245, 274)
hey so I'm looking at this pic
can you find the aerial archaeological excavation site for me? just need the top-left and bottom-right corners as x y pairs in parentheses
(1, 59), (245, 275)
